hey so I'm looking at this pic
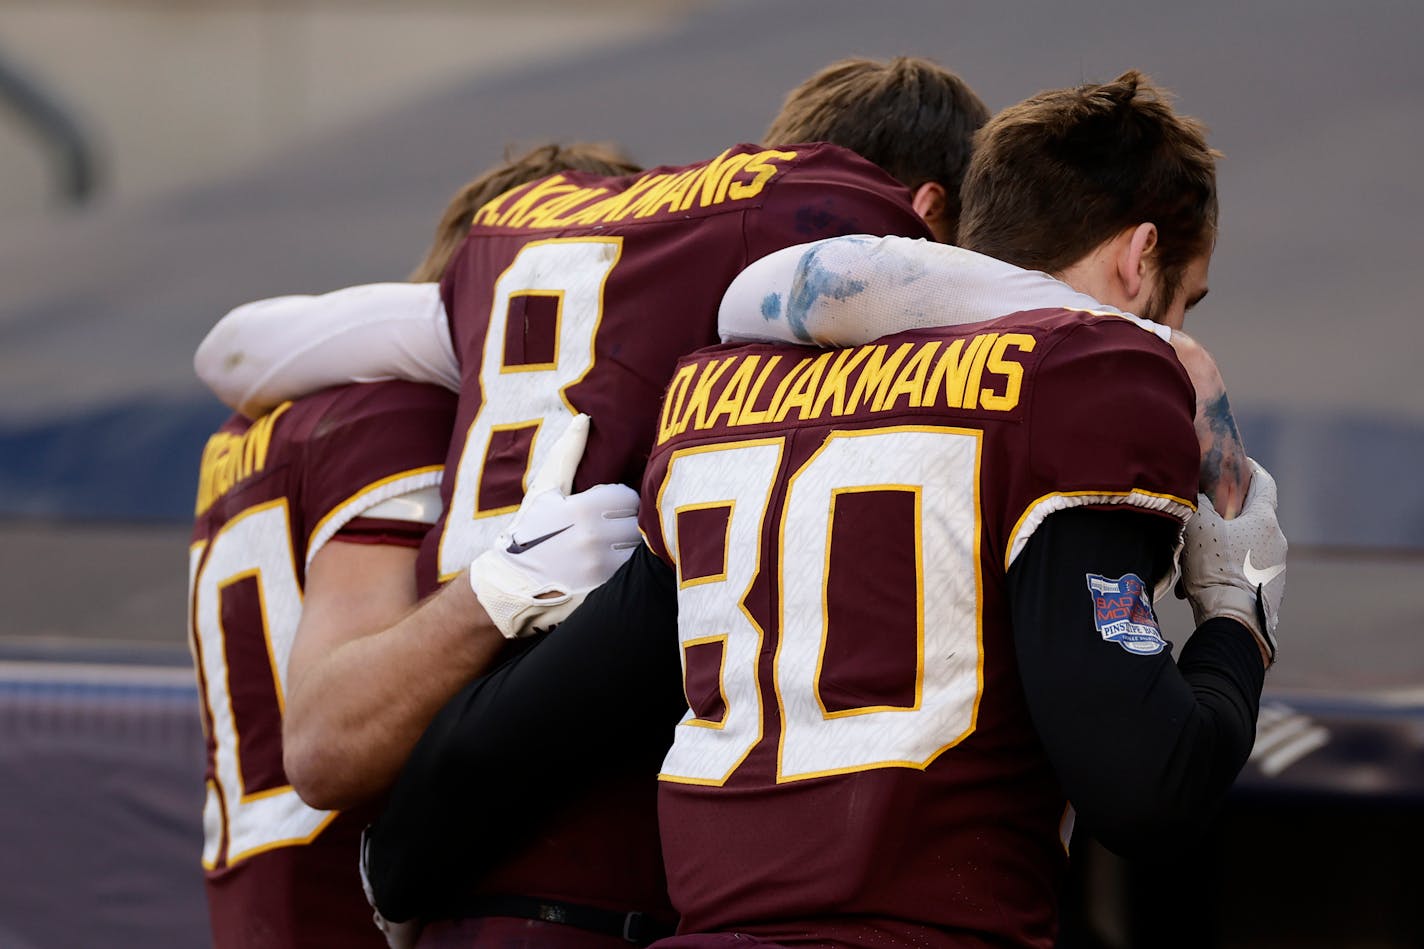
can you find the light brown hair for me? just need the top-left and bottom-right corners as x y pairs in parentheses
(409, 141), (641, 281)
(764, 56), (989, 235)
(958, 70), (1219, 311)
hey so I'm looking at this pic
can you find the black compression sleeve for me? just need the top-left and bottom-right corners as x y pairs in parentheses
(1008, 508), (1265, 859)
(364, 544), (686, 921)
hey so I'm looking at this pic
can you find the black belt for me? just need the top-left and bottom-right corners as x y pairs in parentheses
(450, 894), (675, 945)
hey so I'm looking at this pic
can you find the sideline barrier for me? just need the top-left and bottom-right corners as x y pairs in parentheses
(0, 657), (209, 948)
(2, 653), (1421, 947)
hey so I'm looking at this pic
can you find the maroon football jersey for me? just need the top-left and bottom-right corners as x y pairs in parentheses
(188, 381), (456, 949)
(421, 142), (930, 591)
(638, 311), (1199, 948)
(415, 142), (930, 920)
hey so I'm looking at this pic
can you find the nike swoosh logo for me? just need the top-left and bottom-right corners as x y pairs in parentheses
(506, 524), (572, 555)
(1243, 550), (1286, 587)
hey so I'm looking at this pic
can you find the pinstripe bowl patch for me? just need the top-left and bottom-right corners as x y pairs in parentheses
(1086, 573), (1167, 655)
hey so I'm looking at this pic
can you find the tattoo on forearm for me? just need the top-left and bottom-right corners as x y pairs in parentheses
(1197, 392), (1248, 515)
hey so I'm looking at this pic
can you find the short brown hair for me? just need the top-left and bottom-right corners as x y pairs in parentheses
(409, 141), (641, 281)
(765, 56), (989, 232)
(958, 70), (1218, 308)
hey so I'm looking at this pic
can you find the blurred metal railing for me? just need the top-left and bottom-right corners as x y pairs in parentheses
(0, 46), (100, 205)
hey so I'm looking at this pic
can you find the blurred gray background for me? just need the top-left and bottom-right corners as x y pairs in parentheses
(0, 2), (1421, 946)
(2, 0), (1420, 690)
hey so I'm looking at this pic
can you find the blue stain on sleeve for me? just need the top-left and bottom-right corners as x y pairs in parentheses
(784, 244), (866, 341)
(760, 292), (782, 320)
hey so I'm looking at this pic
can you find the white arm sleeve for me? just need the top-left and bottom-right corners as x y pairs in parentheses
(719, 235), (1152, 347)
(194, 283), (459, 417)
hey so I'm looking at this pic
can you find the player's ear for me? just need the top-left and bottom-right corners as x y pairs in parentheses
(911, 182), (953, 243)
(1119, 222), (1158, 301)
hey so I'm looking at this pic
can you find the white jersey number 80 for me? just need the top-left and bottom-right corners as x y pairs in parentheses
(656, 426), (986, 785)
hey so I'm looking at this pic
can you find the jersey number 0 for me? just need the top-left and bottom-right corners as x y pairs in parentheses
(188, 502), (333, 869)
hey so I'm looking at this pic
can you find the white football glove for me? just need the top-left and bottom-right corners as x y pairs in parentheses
(359, 828), (421, 949)
(1179, 458), (1287, 665)
(470, 414), (641, 638)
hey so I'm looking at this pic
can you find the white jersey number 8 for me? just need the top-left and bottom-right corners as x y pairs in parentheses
(438, 237), (621, 580)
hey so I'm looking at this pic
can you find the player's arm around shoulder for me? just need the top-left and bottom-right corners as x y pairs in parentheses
(194, 282), (456, 418)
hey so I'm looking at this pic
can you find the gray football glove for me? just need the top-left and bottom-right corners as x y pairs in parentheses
(470, 414), (641, 638)
(1179, 458), (1287, 665)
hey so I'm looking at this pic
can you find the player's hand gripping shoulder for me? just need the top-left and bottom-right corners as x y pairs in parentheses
(1180, 459), (1287, 667)
(470, 414), (641, 638)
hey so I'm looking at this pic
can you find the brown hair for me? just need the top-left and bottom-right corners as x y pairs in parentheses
(409, 141), (641, 281)
(764, 56), (989, 233)
(958, 70), (1218, 310)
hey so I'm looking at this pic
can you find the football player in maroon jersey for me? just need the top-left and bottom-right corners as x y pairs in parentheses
(187, 143), (644, 949)
(194, 56), (991, 946)
(363, 71), (1286, 949)
(189, 381), (458, 949)
(276, 142), (643, 812)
